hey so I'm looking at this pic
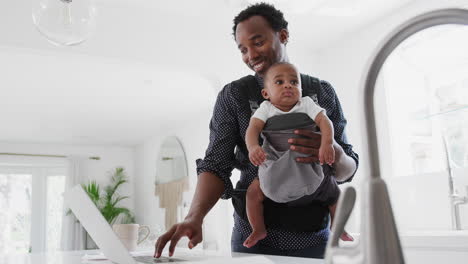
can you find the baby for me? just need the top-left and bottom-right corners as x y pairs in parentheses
(244, 62), (353, 248)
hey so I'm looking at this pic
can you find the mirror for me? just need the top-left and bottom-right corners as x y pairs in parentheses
(155, 136), (188, 184)
(154, 136), (189, 231)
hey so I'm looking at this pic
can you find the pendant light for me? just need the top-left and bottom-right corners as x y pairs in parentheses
(32, 0), (97, 46)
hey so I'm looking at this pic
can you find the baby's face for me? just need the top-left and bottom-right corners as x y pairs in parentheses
(262, 64), (302, 108)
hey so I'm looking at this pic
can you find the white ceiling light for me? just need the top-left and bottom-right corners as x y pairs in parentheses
(32, 0), (97, 46)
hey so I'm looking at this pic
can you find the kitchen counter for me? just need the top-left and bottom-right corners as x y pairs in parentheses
(1, 247), (467, 264)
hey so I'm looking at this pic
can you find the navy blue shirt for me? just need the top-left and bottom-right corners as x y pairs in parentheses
(196, 74), (359, 250)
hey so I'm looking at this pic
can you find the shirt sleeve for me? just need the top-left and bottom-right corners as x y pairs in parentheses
(251, 101), (270, 122)
(319, 81), (359, 183)
(196, 84), (239, 199)
(302, 96), (325, 121)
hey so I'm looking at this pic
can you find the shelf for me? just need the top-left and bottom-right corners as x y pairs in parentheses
(419, 104), (468, 120)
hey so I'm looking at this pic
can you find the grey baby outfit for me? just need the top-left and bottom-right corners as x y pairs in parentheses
(257, 112), (340, 205)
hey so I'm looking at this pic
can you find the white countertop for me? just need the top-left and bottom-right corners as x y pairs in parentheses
(1, 247), (468, 264)
(0, 249), (321, 264)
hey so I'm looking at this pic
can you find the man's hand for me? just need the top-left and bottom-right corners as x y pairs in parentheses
(290, 129), (357, 181)
(154, 172), (224, 258)
(154, 218), (203, 258)
(288, 129), (322, 163)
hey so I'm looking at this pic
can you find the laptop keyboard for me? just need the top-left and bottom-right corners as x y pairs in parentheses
(133, 255), (186, 263)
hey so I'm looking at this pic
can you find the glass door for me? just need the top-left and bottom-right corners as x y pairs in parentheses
(0, 166), (66, 254)
(0, 168), (33, 254)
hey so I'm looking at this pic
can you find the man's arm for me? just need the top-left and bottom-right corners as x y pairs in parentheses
(155, 84), (239, 257)
(154, 172), (224, 257)
(184, 172), (225, 224)
(332, 141), (357, 182)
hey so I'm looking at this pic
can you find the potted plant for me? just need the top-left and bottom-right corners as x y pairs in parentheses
(82, 167), (135, 225)
(68, 167), (135, 248)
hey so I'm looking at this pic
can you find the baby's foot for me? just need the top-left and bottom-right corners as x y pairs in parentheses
(243, 230), (267, 248)
(340, 231), (354, 241)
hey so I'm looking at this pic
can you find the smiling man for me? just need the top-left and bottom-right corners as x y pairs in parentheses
(236, 15), (288, 75)
(155, 3), (358, 259)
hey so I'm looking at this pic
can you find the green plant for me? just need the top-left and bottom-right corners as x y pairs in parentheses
(70, 167), (135, 225)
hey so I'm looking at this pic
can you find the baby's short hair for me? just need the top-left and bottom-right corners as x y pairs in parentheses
(264, 62), (299, 84)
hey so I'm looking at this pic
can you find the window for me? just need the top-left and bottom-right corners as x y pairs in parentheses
(0, 170), (32, 254)
(46, 170), (66, 251)
(376, 24), (468, 231)
(0, 165), (66, 254)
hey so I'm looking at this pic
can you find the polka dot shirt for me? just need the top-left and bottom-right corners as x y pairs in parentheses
(196, 74), (359, 250)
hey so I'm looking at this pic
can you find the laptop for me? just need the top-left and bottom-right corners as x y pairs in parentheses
(64, 184), (203, 264)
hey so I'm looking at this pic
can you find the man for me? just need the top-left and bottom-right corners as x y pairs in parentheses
(154, 3), (358, 258)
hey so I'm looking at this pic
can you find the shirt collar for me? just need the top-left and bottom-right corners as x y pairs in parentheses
(295, 97), (302, 106)
(254, 73), (264, 89)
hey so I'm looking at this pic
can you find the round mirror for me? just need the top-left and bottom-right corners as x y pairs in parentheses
(154, 136), (189, 231)
(155, 136), (188, 184)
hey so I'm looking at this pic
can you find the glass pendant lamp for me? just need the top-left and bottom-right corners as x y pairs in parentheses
(32, 0), (97, 46)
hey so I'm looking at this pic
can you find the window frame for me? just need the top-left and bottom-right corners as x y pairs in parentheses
(0, 160), (67, 253)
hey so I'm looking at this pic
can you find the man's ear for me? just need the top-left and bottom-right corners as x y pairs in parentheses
(279, 29), (289, 45)
(261, 89), (269, 99)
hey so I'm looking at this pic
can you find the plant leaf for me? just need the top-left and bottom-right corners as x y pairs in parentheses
(87, 167), (135, 225)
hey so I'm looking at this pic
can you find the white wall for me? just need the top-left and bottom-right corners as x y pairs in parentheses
(132, 93), (232, 249)
(306, 0), (468, 232)
(0, 142), (135, 210)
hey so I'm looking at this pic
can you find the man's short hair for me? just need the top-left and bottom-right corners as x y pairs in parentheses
(232, 3), (288, 39)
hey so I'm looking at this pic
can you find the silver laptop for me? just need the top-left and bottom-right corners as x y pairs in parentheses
(64, 184), (193, 264)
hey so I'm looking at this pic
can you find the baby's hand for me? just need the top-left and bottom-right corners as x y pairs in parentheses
(319, 144), (335, 165)
(248, 145), (266, 166)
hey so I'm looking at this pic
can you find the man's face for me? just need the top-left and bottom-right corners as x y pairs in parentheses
(235, 16), (288, 77)
(262, 64), (302, 108)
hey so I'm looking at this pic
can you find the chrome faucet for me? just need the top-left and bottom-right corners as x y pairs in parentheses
(325, 8), (468, 264)
(449, 187), (468, 230)
(325, 180), (404, 264)
(443, 135), (468, 230)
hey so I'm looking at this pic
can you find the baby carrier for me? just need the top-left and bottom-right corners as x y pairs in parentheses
(231, 74), (330, 232)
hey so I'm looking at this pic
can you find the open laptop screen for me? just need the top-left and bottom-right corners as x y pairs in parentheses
(65, 184), (136, 264)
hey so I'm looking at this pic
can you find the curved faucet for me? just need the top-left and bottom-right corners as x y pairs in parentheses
(325, 9), (468, 264)
(443, 134), (468, 230)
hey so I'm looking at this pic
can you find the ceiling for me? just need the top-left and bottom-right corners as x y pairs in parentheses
(0, 47), (215, 146)
(0, 0), (414, 147)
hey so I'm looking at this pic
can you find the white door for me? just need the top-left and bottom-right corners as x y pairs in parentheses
(0, 166), (66, 253)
